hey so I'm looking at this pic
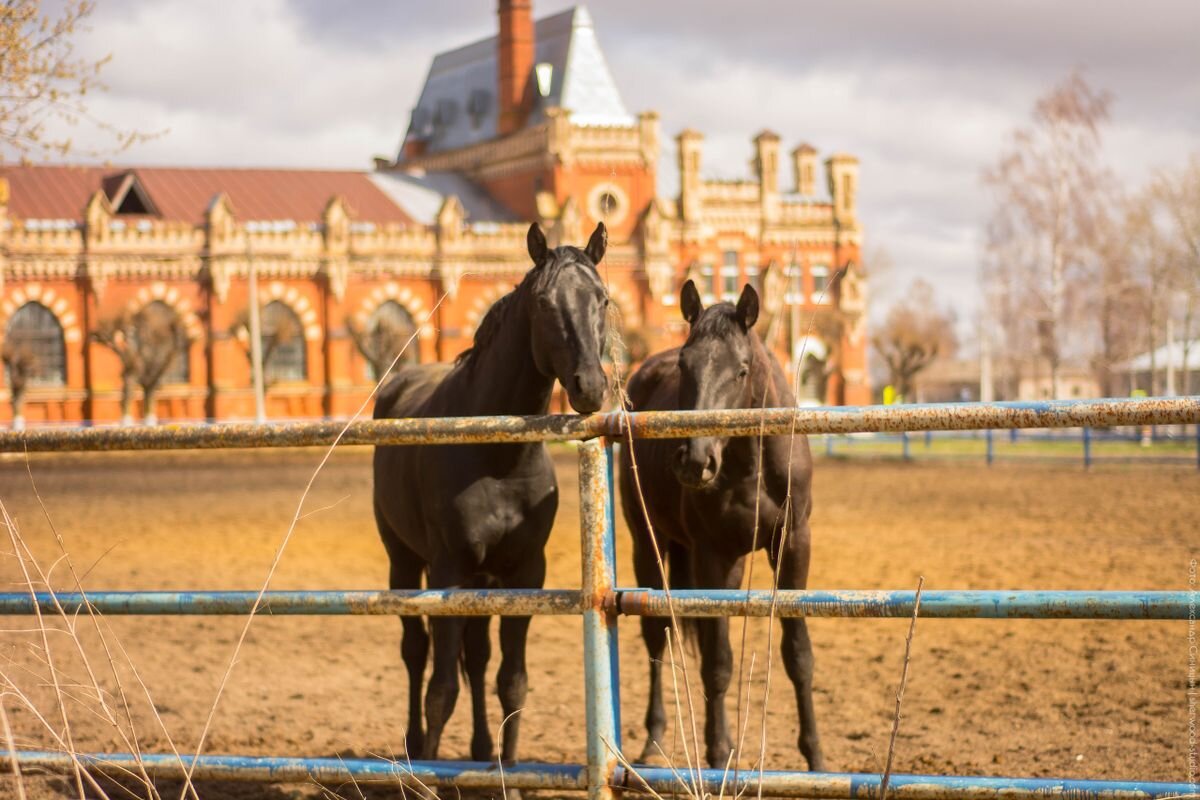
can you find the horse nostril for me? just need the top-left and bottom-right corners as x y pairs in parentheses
(673, 447), (688, 470)
(705, 454), (718, 477)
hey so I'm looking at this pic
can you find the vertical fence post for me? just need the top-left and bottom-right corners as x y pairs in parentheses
(579, 439), (620, 800)
(986, 428), (994, 466)
(825, 434), (834, 457)
(924, 430), (932, 449)
(901, 430), (911, 461)
(1195, 423), (1199, 471)
(1082, 426), (1092, 470)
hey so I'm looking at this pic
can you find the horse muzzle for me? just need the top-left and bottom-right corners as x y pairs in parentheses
(673, 440), (721, 489)
(565, 366), (607, 414)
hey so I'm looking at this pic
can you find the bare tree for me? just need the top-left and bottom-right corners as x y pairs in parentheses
(982, 70), (1113, 399)
(1, 339), (36, 429)
(0, 1), (155, 160)
(92, 305), (190, 424)
(230, 307), (301, 388)
(1147, 155), (1200, 394)
(1118, 170), (1200, 396)
(872, 280), (957, 401)
(1087, 213), (1148, 397)
(346, 313), (415, 380)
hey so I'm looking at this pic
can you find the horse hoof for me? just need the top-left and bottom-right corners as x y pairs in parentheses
(636, 743), (670, 766)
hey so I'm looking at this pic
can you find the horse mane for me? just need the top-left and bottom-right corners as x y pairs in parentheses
(454, 246), (599, 369)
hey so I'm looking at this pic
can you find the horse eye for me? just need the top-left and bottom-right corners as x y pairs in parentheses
(738, 366), (749, 380)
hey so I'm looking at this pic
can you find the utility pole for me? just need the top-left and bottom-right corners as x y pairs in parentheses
(247, 243), (266, 424)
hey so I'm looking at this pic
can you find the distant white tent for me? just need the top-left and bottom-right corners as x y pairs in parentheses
(1122, 339), (1200, 372)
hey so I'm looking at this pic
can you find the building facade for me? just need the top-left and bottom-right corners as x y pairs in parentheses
(0, 2), (867, 427)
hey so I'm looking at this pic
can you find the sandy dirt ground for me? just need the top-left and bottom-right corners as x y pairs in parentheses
(0, 446), (1195, 798)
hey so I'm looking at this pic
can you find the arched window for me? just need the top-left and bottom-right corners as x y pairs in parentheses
(136, 301), (189, 384)
(5, 302), (66, 385)
(262, 301), (306, 382)
(364, 301), (418, 379)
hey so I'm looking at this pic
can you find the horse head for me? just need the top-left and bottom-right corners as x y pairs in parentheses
(525, 222), (610, 414)
(672, 279), (760, 488)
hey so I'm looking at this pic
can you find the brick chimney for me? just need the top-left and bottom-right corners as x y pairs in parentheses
(497, 0), (534, 136)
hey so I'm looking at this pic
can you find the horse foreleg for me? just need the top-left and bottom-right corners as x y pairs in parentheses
(464, 616), (494, 761)
(775, 520), (825, 771)
(692, 552), (743, 769)
(380, 517), (429, 759)
(496, 614), (531, 763)
(630, 529), (671, 763)
(422, 615), (466, 761)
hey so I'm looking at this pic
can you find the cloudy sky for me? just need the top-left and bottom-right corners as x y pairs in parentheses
(49, 0), (1200, 328)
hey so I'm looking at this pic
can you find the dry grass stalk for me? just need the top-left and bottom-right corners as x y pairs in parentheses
(179, 291), (451, 798)
(20, 454), (177, 799)
(879, 576), (925, 800)
(0, 693), (29, 800)
(1, 499), (91, 799)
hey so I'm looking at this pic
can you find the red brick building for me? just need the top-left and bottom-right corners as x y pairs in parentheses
(0, 2), (867, 427)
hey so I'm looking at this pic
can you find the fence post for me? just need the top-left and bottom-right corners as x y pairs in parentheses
(924, 430), (932, 449)
(986, 428), (994, 466)
(901, 430), (911, 461)
(579, 439), (621, 800)
(825, 434), (834, 457)
(1082, 426), (1092, 470)
(1195, 423), (1199, 471)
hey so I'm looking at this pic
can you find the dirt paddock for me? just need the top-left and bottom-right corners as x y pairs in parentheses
(0, 446), (1194, 798)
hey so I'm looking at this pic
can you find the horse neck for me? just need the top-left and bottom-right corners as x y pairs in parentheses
(725, 335), (792, 467)
(454, 288), (556, 417)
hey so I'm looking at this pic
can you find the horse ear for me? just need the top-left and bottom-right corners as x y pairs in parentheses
(584, 222), (607, 265)
(736, 284), (759, 330)
(680, 279), (703, 325)
(527, 223), (549, 265)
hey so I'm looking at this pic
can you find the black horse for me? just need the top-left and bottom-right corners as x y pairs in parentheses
(372, 222), (609, 765)
(617, 279), (824, 771)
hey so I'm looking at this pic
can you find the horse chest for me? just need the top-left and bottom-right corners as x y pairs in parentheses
(444, 471), (558, 560)
(685, 479), (785, 556)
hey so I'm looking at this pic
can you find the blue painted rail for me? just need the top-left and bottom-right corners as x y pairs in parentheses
(4, 752), (1193, 800)
(0, 589), (1189, 619)
(3, 400), (1199, 799)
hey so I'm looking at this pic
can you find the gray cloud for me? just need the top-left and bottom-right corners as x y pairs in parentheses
(44, 0), (1200, 327)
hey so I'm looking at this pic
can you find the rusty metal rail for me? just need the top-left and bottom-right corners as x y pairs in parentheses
(0, 589), (1189, 619)
(1, 395), (1197, 452)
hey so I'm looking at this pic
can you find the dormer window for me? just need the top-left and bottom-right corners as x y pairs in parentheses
(103, 171), (159, 217)
(467, 90), (491, 130)
(535, 63), (554, 97)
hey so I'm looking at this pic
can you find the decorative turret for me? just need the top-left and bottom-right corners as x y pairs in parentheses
(792, 143), (818, 196)
(754, 130), (781, 224)
(826, 153), (859, 222)
(677, 129), (704, 224)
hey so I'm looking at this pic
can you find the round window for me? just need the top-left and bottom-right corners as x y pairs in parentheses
(597, 191), (620, 218)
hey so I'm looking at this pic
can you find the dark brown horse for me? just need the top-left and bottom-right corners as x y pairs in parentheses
(373, 223), (609, 766)
(618, 280), (824, 770)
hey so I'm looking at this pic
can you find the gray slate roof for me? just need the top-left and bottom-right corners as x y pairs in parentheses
(369, 171), (518, 225)
(401, 6), (633, 158)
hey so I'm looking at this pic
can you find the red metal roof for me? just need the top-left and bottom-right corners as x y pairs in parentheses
(0, 165), (415, 225)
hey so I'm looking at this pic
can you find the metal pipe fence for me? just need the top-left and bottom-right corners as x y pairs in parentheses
(2, 395), (1198, 800)
(0, 589), (1190, 619)
(1, 396), (1197, 452)
(817, 423), (1200, 469)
